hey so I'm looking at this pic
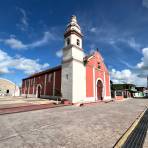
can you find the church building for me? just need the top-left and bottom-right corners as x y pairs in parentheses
(22, 15), (111, 103)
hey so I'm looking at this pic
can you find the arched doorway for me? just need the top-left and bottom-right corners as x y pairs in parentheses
(37, 85), (41, 98)
(97, 80), (103, 100)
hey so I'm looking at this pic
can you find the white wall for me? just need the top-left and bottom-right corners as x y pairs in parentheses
(61, 45), (86, 103)
(65, 34), (82, 49)
(72, 60), (86, 103)
(61, 61), (73, 101)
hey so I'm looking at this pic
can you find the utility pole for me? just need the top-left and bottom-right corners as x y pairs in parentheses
(147, 76), (148, 89)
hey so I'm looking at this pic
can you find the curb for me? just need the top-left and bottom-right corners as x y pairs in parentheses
(114, 106), (148, 148)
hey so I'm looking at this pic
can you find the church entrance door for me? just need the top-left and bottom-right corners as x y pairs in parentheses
(37, 86), (41, 98)
(97, 80), (103, 100)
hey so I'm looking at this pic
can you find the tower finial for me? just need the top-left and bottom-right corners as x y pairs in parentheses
(71, 15), (77, 23)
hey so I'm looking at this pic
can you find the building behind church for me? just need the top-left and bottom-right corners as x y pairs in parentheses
(0, 78), (20, 96)
(22, 15), (111, 103)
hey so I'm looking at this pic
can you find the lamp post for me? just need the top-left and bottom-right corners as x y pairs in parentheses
(147, 75), (148, 90)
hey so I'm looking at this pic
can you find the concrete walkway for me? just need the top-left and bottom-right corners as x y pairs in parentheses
(0, 96), (55, 106)
(0, 98), (148, 148)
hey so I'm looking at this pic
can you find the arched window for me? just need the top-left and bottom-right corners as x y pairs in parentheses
(77, 39), (80, 46)
(67, 38), (70, 45)
(98, 62), (101, 69)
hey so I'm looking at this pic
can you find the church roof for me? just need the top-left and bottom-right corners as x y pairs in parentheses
(84, 50), (103, 62)
(23, 65), (61, 80)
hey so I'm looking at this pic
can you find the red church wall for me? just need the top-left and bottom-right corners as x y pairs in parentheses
(105, 73), (110, 97)
(85, 51), (111, 100)
(29, 83), (33, 94)
(22, 66), (62, 97)
(54, 69), (61, 95)
(45, 73), (54, 96)
(95, 70), (104, 82)
(86, 66), (93, 97)
(22, 80), (25, 94)
(34, 75), (45, 95)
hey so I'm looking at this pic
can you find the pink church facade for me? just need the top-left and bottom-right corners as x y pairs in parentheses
(85, 52), (111, 101)
(22, 15), (111, 103)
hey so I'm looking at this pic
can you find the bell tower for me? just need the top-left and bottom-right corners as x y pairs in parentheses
(64, 15), (83, 48)
(61, 15), (86, 103)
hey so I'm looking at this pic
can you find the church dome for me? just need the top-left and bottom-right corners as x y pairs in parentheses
(64, 15), (82, 36)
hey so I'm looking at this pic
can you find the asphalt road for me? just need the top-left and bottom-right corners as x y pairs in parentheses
(0, 98), (148, 148)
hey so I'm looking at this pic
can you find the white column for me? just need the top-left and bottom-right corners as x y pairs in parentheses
(24, 80), (26, 94)
(33, 77), (35, 95)
(44, 74), (47, 95)
(104, 72), (106, 98)
(109, 75), (111, 96)
(53, 72), (56, 96)
(27, 79), (30, 94)
(93, 67), (96, 100)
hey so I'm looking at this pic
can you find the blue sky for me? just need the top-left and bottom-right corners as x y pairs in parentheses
(0, 0), (148, 86)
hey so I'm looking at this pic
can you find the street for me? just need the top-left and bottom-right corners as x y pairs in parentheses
(0, 98), (148, 148)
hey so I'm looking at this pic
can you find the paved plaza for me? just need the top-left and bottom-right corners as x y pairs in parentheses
(0, 98), (148, 148)
(0, 96), (55, 107)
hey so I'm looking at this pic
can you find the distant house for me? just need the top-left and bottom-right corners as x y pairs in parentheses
(133, 87), (146, 98)
(111, 84), (136, 100)
(144, 89), (148, 97)
(0, 78), (20, 96)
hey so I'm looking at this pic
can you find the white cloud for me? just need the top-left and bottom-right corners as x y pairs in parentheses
(0, 49), (49, 75)
(4, 37), (27, 49)
(110, 68), (146, 86)
(17, 8), (29, 31)
(56, 50), (63, 58)
(107, 37), (141, 51)
(137, 48), (148, 70)
(29, 31), (55, 48)
(143, 0), (148, 8)
(3, 31), (56, 50)
(110, 47), (148, 86)
(120, 60), (134, 69)
(127, 38), (141, 51)
(14, 58), (49, 74)
(90, 27), (97, 33)
(87, 23), (142, 52)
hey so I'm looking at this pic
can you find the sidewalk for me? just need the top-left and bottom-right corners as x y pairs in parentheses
(0, 96), (65, 115)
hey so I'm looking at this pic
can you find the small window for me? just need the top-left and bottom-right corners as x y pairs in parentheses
(77, 39), (80, 46)
(67, 38), (70, 45)
(98, 62), (101, 69)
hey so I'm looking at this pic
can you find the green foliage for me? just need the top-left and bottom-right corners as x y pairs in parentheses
(111, 84), (135, 90)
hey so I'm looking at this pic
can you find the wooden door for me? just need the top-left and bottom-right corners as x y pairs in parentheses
(97, 80), (103, 100)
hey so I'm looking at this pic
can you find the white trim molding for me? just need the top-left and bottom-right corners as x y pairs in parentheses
(44, 74), (47, 95)
(53, 72), (56, 96)
(36, 84), (42, 98)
